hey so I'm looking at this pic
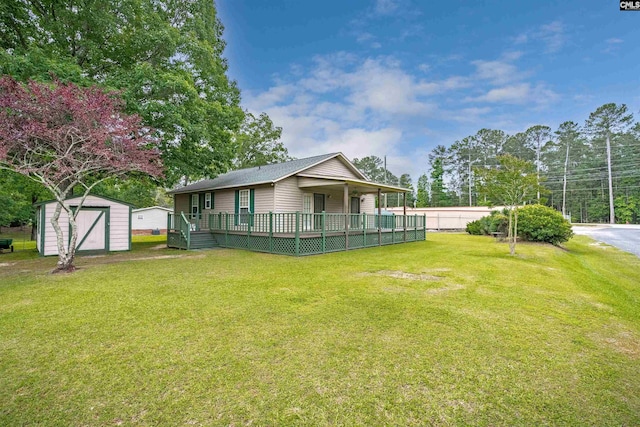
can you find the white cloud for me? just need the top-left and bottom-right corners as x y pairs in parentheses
(244, 49), (560, 181)
(514, 20), (566, 54)
(465, 83), (558, 106)
(472, 59), (520, 86)
(374, 0), (399, 16)
(603, 37), (623, 54)
(471, 51), (527, 86)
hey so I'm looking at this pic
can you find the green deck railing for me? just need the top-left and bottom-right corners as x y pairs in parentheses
(168, 211), (427, 255)
(167, 212), (192, 249)
(207, 212), (423, 234)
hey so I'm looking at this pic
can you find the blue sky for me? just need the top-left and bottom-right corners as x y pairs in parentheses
(217, 0), (640, 180)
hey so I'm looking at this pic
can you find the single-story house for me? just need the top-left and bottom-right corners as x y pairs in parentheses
(167, 152), (426, 254)
(35, 195), (132, 256)
(131, 206), (173, 235)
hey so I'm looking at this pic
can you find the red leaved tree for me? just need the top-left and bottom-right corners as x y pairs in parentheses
(0, 76), (162, 272)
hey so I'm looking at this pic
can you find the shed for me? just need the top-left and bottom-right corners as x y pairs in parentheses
(131, 206), (173, 234)
(35, 195), (133, 256)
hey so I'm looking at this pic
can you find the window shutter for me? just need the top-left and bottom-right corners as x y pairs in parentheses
(249, 189), (255, 226)
(199, 193), (205, 215)
(234, 190), (240, 226)
(211, 192), (215, 210)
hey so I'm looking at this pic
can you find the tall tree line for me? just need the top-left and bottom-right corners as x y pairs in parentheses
(422, 103), (640, 223)
(0, 0), (289, 228)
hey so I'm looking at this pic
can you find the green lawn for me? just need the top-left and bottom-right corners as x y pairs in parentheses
(1, 234), (639, 425)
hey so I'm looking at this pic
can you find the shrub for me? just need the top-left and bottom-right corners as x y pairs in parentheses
(466, 210), (508, 236)
(516, 204), (573, 245)
(466, 219), (483, 235)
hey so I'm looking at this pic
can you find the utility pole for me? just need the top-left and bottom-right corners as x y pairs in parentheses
(468, 149), (472, 207)
(562, 137), (570, 217)
(606, 133), (615, 224)
(384, 155), (388, 209)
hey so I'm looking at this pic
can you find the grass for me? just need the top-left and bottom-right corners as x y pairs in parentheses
(1, 234), (639, 425)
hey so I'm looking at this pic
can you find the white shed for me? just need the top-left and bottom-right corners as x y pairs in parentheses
(131, 206), (173, 234)
(36, 195), (133, 256)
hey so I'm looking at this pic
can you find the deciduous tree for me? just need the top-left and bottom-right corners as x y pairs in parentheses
(0, 77), (162, 272)
(475, 155), (540, 255)
(585, 103), (634, 224)
(234, 112), (290, 169)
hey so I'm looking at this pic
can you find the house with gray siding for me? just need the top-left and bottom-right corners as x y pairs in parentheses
(167, 153), (426, 254)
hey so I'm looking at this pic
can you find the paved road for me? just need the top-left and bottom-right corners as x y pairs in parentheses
(572, 225), (640, 258)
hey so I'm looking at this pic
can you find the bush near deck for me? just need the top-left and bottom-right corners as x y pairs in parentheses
(467, 205), (573, 245)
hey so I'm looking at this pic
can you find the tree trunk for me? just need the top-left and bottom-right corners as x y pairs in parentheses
(512, 208), (518, 255)
(508, 208), (515, 255)
(606, 133), (615, 224)
(51, 201), (77, 273)
(536, 136), (541, 202)
(562, 139), (570, 217)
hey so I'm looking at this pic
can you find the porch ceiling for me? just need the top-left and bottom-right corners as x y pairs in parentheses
(296, 174), (407, 194)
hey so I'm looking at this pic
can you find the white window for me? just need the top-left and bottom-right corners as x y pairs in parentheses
(239, 189), (250, 224)
(191, 194), (199, 218)
(205, 193), (212, 210)
(137, 214), (144, 220)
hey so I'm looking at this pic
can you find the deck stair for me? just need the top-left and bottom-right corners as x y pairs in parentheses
(189, 232), (218, 249)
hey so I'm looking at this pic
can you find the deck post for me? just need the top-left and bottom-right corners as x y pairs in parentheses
(392, 214), (395, 244)
(295, 211), (300, 256)
(321, 211), (326, 253)
(362, 212), (366, 247)
(415, 214), (418, 240)
(344, 183), (349, 250)
(403, 192), (407, 242)
(225, 212), (229, 246)
(423, 214), (427, 240)
(377, 188), (382, 246)
(269, 211), (273, 253)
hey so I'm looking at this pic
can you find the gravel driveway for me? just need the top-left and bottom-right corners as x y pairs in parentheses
(572, 225), (640, 258)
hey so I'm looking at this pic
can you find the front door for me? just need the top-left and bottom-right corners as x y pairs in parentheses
(313, 193), (325, 230)
(302, 193), (313, 231)
(350, 197), (361, 228)
(75, 208), (108, 252)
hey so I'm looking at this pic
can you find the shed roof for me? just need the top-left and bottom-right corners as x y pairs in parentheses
(34, 194), (135, 207)
(132, 206), (174, 213)
(168, 153), (367, 194)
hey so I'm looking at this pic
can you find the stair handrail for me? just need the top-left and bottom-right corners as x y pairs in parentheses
(180, 211), (191, 249)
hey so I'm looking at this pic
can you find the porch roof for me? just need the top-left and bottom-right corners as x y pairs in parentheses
(297, 174), (408, 193)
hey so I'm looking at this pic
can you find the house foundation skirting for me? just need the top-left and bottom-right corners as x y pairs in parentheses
(211, 229), (426, 256)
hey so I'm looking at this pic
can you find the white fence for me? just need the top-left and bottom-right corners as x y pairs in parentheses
(386, 207), (507, 230)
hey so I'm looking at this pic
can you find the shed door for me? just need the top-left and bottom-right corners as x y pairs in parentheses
(76, 208), (108, 251)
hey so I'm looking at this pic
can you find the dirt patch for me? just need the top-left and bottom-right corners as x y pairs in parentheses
(0, 262), (16, 267)
(590, 324), (640, 359)
(129, 254), (185, 261)
(425, 284), (465, 294)
(151, 244), (166, 250)
(361, 270), (442, 281)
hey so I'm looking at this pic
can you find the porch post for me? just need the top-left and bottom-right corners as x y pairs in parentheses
(377, 188), (382, 246)
(321, 210), (326, 253)
(295, 211), (300, 256)
(344, 183), (349, 250)
(269, 211), (273, 253)
(403, 192), (407, 242)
